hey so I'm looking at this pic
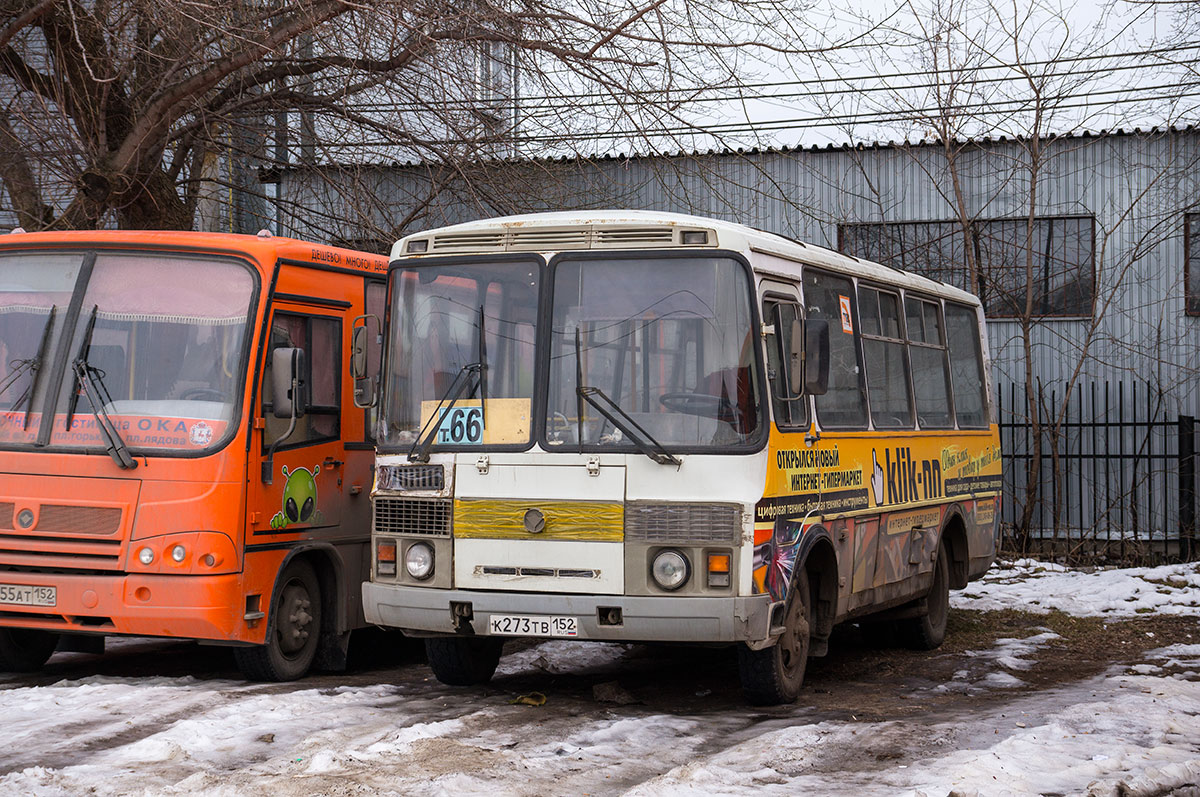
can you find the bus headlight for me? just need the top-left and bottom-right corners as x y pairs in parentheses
(170, 545), (187, 563)
(651, 550), (690, 591)
(405, 542), (434, 580)
(138, 547), (155, 565)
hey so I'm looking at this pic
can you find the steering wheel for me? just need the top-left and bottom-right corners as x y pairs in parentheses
(179, 387), (230, 402)
(658, 392), (732, 419)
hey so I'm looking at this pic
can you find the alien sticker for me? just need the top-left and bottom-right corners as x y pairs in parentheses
(270, 464), (323, 529)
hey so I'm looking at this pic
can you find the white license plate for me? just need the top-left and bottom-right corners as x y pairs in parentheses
(0, 583), (56, 607)
(488, 614), (578, 638)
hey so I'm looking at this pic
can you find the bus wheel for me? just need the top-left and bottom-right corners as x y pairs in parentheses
(235, 560), (322, 681)
(0, 629), (59, 672)
(900, 545), (949, 651)
(425, 636), (504, 686)
(738, 569), (811, 705)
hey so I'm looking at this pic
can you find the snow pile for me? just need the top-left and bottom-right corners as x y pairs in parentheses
(629, 674), (1200, 796)
(951, 559), (1200, 617)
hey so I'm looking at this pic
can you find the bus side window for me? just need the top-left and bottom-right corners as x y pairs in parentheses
(945, 302), (989, 427)
(264, 312), (342, 447)
(763, 298), (807, 429)
(804, 269), (867, 429)
(905, 296), (954, 429)
(859, 285), (913, 429)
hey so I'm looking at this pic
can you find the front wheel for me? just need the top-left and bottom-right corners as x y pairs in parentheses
(235, 559), (322, 681)
(738, 570), (811, 705)
(0, 628), (59, 672)
(899, 544), (949, 651)
(425, 636), (504, 686)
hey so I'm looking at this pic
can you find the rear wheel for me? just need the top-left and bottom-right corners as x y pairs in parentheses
(0, 629), (59, 672)
(738, 570), (811, 705)
(899, 545), (949, 651)
(235, 560), (321, 681)
(425, 636), (504, 686)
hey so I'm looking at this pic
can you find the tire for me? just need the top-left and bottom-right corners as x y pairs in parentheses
(235, 559), (321, 682)
(899, 544), (950, 651)
(0, 628), (59, 672)
(738, 569), (811, 706)
(425, 636), (504, 686)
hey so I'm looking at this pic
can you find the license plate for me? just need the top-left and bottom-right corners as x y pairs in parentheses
(0, 583), (56, 607)
(488, 614), (577, 638)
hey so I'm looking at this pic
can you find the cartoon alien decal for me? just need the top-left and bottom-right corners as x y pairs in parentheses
(270, 464), (324, 529)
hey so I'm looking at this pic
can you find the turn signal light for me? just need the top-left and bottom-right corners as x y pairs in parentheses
(377, 540), (397, 576)
(707, 552), (731, 588)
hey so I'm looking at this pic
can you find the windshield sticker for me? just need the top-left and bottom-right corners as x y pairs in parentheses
(0, 411), (228, 450)
(271, 464), (323, 529)
(838, 295), (853, 333)
(419, 398), (530, 445)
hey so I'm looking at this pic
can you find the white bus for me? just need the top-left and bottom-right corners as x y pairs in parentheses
(356, 211), (1001, 704)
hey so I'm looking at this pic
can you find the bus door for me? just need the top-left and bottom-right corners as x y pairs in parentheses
(250, 305), (348, 540)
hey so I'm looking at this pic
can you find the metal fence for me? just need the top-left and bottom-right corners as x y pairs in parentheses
(998, 380), (1198, 563)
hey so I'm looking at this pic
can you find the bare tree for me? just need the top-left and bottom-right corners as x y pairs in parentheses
(0, 0), (847, 234)
(819, 0), (1200, 555)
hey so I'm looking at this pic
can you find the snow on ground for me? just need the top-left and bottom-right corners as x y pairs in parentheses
(0, 560), (1198, 796)
(951, 558), (1200, 617)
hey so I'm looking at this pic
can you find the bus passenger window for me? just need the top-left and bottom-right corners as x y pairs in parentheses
(945, 302), (989, 427)
(905, 296), (953, 428)
(804, 270), (867, 429)
(859, 286), (913, 429)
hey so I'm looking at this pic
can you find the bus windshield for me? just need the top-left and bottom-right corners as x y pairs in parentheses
(0, 251), (255, 453)
(546, 256), (762, 451)
(379, 260), (540, 450)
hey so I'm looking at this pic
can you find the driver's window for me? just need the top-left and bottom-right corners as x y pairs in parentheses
(263, 311), (341, 447)
(763, 297), (807, 430)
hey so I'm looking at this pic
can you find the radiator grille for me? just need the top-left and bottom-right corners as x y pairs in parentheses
(36, 505), (123, 535)
(624, 502), (742, 545)
(374, 497), (452, 537)
(377, 464), (445, 492)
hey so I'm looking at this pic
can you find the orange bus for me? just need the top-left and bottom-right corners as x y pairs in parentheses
(0, 229), (388, 680)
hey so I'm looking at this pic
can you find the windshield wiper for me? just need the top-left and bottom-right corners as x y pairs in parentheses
(407, 361), (485, 463)
(67, 306), (137, 469)
(573, 329), (681, 467)
(407, 305), (489, 463)
(0, 306), (56, 429)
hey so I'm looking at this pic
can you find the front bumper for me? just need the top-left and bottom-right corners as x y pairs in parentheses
(0, 572), (249, 642)
(363, 581), (779, 643)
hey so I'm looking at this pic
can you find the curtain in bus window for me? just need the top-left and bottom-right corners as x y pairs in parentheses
(0, 254), (82, 428)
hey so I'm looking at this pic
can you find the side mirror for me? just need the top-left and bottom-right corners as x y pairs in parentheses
(803, 319), (830, 396)
(350, 315), (381, 409)
(271, 347), (307, 419)
(787, 317), (805, 396)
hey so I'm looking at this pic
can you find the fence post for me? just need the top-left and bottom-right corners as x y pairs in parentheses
(1180, 415), (1195, 561)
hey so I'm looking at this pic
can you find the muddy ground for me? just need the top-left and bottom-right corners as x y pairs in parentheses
(1, 609), (1197, 795)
